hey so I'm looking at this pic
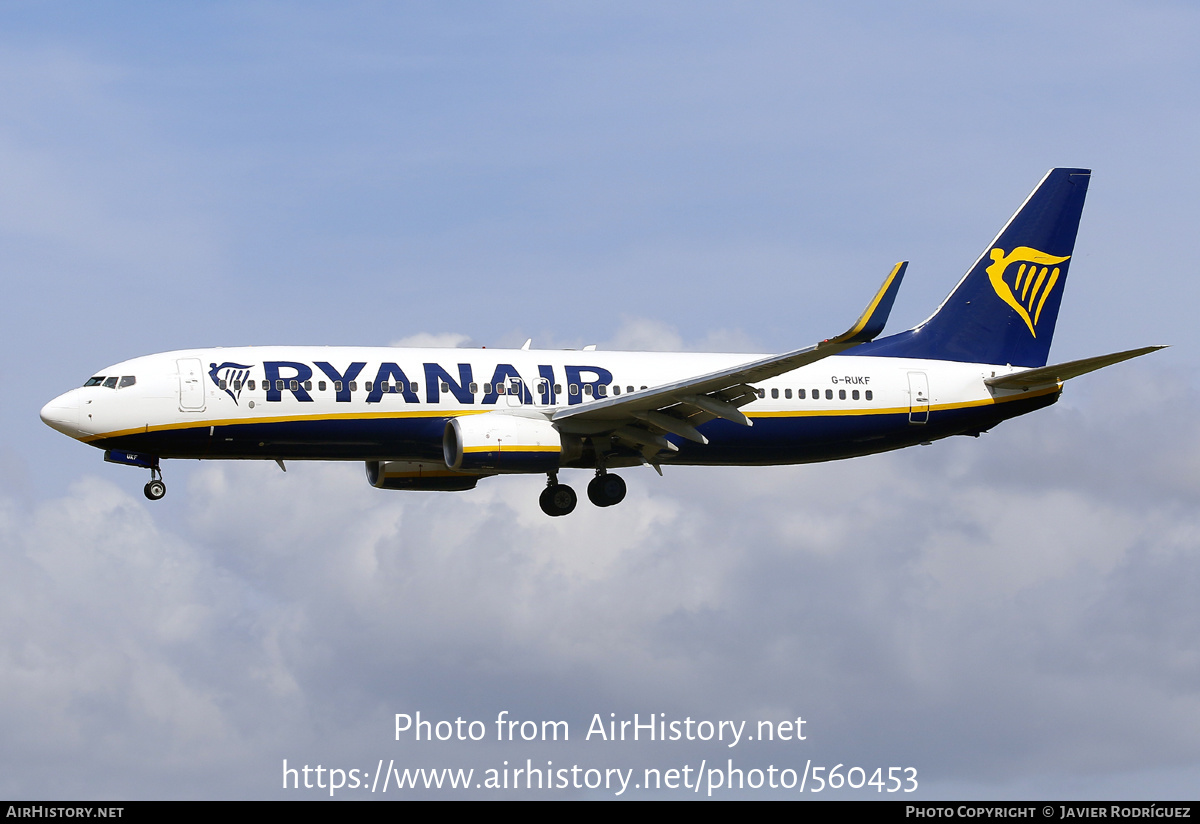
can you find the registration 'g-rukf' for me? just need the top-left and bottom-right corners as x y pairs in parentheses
(40, 169), (1162, 515)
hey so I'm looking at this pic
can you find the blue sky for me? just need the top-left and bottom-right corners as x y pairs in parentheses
(3, 2), (1199, 798)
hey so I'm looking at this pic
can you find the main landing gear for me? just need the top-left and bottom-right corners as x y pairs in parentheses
(539, 475), (577, 517)
(539, 471), (627, 516)
(587, 472), (626, 508)
(144, 467), (166, 501)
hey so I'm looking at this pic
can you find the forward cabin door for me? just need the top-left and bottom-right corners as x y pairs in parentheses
(907, 371), (929, 424)
(177, 358), (206, 412)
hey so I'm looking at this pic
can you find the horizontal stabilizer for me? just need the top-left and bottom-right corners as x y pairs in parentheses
(985, 346), (1166, 390)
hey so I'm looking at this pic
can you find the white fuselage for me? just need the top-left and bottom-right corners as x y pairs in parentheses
(40, 345), (1050, 467)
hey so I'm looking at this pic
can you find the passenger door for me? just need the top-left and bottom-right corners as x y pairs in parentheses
(907, 371), (929, 424)
(178, 358), (206, 412)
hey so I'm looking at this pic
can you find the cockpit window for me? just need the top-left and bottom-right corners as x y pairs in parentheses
(118, 376), (136, 388)
(102, 377), (118, 389)
(84, 377), (105, 387)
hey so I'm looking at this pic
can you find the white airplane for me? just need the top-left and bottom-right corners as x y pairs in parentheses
(41, 168), (1161, 516)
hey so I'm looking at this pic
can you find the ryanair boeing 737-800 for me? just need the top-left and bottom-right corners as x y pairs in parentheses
(40, 169), (1161, 515)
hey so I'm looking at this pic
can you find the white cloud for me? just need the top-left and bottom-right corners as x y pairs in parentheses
(604, 316), (683, 352)
(388, 332), (475, 348)
(6, 381), (1200, 797)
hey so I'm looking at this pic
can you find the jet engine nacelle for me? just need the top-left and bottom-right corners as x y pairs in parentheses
(365, 460), (481, 491)
(444, 413), (572, 473)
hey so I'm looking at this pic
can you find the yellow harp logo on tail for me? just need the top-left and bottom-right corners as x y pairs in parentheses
(985, 247), (1070, 337)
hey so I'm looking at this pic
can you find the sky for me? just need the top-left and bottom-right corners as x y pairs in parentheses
(2, 1), (1199, 800)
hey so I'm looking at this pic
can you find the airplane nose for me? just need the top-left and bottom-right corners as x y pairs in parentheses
(40, 390), (82, 437)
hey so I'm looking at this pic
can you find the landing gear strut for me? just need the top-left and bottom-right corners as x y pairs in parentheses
(144, 467), (166, 501)
(587, 471), (626, 508)
(539, 474), (577, 517)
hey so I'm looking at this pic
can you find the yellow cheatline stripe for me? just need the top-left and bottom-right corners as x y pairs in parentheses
(746, 384), (1060, 419)
(834, 261), (904, 342)
(81, 407), (492, 443)
(749, 406), (907, 419)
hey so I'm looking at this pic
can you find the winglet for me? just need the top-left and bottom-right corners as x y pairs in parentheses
(826, 261), (907, 345)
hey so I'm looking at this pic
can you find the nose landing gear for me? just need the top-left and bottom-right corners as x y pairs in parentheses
(144, 467), (166, 501)
(103, 450), (166, 501)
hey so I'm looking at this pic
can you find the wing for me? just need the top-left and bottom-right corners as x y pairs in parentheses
(551, 262), (907, 458)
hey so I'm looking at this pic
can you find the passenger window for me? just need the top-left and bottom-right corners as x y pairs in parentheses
(569, 384), (580, 396)
(825, 389), (833, 400)
(219, 380), (228, 390)
(865, 390), (873, 401)
(596, 385), (606, 397)
(248, 380), (256, 390)
(103, 377), (118, 389)
(852, 390), (859, 400)
(441, 382), (450, 393)
(470, 382), (479, 393)
(318, 381), (326, 391)
(555, 384), (562, 394)
(613, 385), (621, 395)
(290, 380), (299, 391)
(798, 389), (806, 399)
(304, 381), (312, 391)
(627, 386), (634, 394)
(839, 389), (846, 400)
(813, 388), (819, 399)
(584, 385), (593, 396)
(275, 380), (284, 391)
(411, 382), (419, 393)
(496, 383), (506, 395)
(365, 381), (373, 392)
(784, 388), (792, 399)
(771, 388), (779, 399)
(233, 381), (242, 391)
(348, 381), (357, 392)
(119, 376), (136, 388)
(756, 389), (765, 399)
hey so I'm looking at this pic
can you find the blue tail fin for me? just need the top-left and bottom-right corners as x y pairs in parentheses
(856, 168), (1091, 367)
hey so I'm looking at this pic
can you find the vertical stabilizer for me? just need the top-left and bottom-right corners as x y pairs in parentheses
(857, 168), (1091, 367)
